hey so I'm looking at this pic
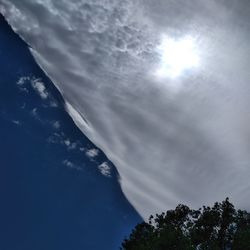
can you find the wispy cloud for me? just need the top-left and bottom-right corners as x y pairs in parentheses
(31, 78), (58, 107)
(52, 120), (60, 129)
(47, 132), (63, 144)
(98, 162), (111, 177)
(17, 76), (58, 107)
(64, 139), (77, 150)
(85, 148), (99, 159)
(47, 132), (81, 153)
(62, 159), (82, 171)
(16, 76), (29, 93)
(12, 120), (21, 125)
(31, 108), (38, 118)
(31, 78), (49, 99)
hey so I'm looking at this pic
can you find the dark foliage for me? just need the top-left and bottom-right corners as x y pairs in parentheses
(121, 198), (250, 250)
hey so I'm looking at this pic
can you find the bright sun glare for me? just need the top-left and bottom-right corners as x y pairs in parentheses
(155, 35), (200, 78)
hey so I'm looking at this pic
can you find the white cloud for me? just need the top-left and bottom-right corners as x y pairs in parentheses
(49, 101), (58, 107)
(64, 138), (77, 150)
(52, 120), (60, 129)
(31, 108), (38, 117)
(70, 142), (77, 150)
(85, 148), (99, 158)
(12, 120), (21, 125)
(47, 132), (80, 152)
(17, 76), (30, 86)
(62, 159), (82, 171)
(64, 139), (70, 146)
(31, 78), (49, 99)
(3, 0), (250, 219)
(47, 132), (63, 144)
(62, 159), (74, 168)
(16, 76), (30, 92)
(17, 76), (57, 107)
(98, 162), (111, 177)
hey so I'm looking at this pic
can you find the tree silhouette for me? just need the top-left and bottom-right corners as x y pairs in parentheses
(121, 198), (250, 250)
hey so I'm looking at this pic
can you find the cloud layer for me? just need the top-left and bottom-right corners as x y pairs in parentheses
(2, 0), (250, 218)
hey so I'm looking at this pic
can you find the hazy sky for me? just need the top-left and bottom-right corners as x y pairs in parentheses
(1, 0), (250, 218)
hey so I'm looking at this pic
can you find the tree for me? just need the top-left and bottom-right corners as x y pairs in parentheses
(121, 198), (250, 250)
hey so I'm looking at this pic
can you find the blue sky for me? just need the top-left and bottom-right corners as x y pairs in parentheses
(0, 15), (141, 250)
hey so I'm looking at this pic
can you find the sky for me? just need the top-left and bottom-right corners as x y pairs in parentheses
(1, 0), (250, 219)
(0, 15), (141, 250)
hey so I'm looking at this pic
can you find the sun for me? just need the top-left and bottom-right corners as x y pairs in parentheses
(155, 35), (200, 78)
